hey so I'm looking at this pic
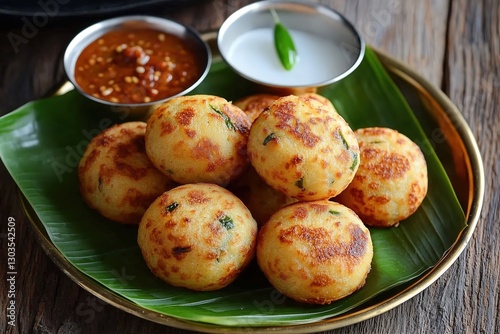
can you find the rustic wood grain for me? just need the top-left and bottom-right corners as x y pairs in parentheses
(0, 0), (498, 333)
(320, 0), (450, 87)
(444, 0), (500, 333)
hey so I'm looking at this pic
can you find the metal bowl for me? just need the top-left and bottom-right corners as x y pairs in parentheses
(217, 0), (364, 90)
(64, 15), (211, 116)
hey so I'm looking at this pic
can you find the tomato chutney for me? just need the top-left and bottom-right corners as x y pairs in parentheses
(74, 28), (203, 104)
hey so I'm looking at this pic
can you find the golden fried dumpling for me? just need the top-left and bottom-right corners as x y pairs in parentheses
(259, 85), (317, 96)
(145, 95), (251, 186)
(78, 122), (176, 224)
(228, 166), (296, 226)
(137, 183), (257, 291)
(299, 92), (336, 111)
(247, 95), (360, 201)
(336, 127), (428, 227)
(233, 93), (280, 123)
(257, 200), (373, 304)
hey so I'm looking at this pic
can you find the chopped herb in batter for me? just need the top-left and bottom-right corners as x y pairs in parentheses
(350, 152), (359, 171)
(166, 202), (179, 212)
(209, 104), (236, 130)
(263, 132), (277, 145)
(219, 215), (234, 230)
(295, 177), (304, 189)
(329, 210), (341, 215)
(339, 130), (349, 150)
(172, 246), (191, 254)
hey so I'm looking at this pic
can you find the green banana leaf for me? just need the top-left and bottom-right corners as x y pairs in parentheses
(0, 48), (465, 326)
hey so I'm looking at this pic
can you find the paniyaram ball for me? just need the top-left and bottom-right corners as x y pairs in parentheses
(229, 166), (296, 227)
(145, 94), (251, 186)
(234, 93), (280, 123)
(247, 95), (360, 201)
(78, 122), (176, 224)
(336, 127), (428, 227)
(299, 92), (336, 112)
(137, 183), (258, 291)
(257, 200), (373, 304)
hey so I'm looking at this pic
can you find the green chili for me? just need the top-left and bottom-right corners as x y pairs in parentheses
(271, 9), (298, 70)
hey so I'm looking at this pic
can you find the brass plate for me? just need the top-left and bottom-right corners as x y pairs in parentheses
(21, 32), (484, 333)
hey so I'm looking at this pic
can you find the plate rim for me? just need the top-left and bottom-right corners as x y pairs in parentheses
(17, 39), (485, 333)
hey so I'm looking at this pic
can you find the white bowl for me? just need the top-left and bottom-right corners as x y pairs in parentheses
(217, 0), (364, 89)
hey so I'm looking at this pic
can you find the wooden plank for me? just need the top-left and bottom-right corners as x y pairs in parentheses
(444, 0), (500, 333)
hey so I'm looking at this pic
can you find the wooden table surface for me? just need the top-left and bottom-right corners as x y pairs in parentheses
(0, 0), (498, 333)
